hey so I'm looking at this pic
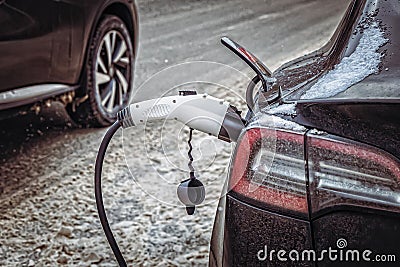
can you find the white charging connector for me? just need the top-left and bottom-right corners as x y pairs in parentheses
(117, 93), (245, 142)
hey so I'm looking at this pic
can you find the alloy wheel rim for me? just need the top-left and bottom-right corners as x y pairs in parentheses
(95, 30), (131, 113)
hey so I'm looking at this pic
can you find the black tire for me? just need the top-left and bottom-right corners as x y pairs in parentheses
(67, 15), (135, 127)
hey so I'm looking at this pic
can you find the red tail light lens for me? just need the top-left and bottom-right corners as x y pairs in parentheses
(228, 127), (308, 218)
(307, 133), (400, 216)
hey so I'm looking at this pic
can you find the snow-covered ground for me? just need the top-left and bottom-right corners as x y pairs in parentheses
(0, 0), (349, 266)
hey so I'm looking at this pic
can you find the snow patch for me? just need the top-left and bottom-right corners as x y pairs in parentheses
(250, 111), (305, 131)
(259, 22), (388, 131)
(300, 23), (388, 99)
(267, 103), (296, 115)
(271, 115), (306, 131)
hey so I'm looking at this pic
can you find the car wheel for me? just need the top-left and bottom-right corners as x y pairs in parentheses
(67, 15), (135, 127)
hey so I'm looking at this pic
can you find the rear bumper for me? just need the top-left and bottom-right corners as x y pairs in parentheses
(210, 195), (313, 267)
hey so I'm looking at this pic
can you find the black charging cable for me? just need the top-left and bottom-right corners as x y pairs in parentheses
(94, 121), (127, 267)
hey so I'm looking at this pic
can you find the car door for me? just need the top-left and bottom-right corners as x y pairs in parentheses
(0, 0), (58, 92)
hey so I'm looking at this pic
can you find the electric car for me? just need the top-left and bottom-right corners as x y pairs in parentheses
(0, 0), (138, 126)
(210, 0), (400, 266)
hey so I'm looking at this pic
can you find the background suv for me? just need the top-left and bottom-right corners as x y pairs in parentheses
(210, 0), (400, 266)
(0, 0), (138, 126)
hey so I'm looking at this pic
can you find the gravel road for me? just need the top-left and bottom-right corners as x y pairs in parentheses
(0, 0), (349, 266)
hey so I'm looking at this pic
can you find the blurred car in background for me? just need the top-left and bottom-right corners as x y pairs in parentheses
(0, 0), (138, 126)
(210, 0), (400, 266)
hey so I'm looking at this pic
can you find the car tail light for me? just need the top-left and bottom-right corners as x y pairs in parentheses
(307, 133), (400, 216)
(228, 127), (308, 218)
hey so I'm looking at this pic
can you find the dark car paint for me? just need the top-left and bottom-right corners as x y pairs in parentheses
(0, 0), (138, 92)
(295, 99), (400, 157)
(224, 196), (313, 267)
(312, 210), (400, 267)
(210, 0), (400, 266)
(0, 0), (57, 90)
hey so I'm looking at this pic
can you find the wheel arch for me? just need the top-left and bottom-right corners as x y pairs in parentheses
(101, 1), (139, 56)
(76, 0), (139, 92)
